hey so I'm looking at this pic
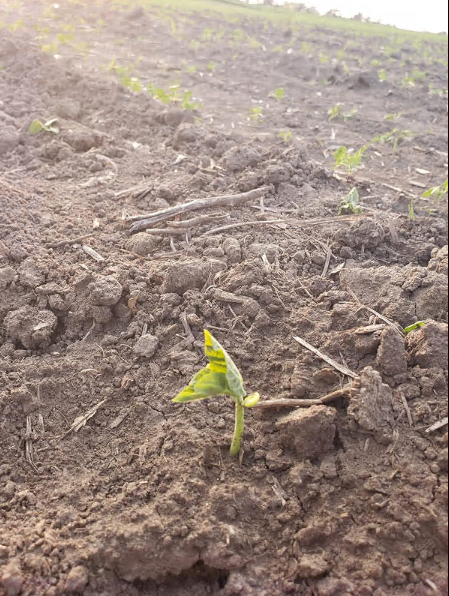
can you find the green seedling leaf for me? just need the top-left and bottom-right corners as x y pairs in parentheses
(338, 187), (362, 215)
(422, 180), (448, 202)
(173, 365), (228, 403)
(204, 329), (245, 400)
(29, 120), (44, 134)
(172, 330), (259, 456)
(404, 321), (426, 334)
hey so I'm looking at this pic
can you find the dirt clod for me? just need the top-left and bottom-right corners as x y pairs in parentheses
(65, 565), (89, 593)
(376, 326), (407, 378)
(276, 405), (337, 459)
(296, 554), (331, 579)
(406, 321), (449, 370)
(133, 333), (159, 358)
(4, 306), (57, 349)
(88, 276), (123, 306)
(0, 561), (24, 596)
(348, 367), (395, 432)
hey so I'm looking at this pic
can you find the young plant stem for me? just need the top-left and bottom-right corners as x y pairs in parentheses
(230, 402), (245, 457)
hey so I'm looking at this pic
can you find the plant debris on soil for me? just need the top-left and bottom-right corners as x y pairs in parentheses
(0, 1), (448, 595)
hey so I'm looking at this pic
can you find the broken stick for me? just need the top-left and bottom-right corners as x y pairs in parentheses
(128, 187), (270, 233)
(293, 336), (360, 379)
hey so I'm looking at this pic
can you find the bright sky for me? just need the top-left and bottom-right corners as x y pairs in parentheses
(276, 0), (449, 33)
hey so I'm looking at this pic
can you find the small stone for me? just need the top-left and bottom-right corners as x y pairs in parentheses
(222, 238), (242, 265)
(0, 266), (15, 289)
(65, 565), (88, 593)
(437, 448), (448, 472)
(0, 126), (19, 156)
(276, 405), (337, 459)
(1, 561), (24, 596)
(311, 251), (326, 266)
(296, 554), (330, 579)
(133, 334), (159, 358)
(113, 303), (132, 321)
(162, 260), (208, 294)
(89, 276), (123, 306)
(376, 326), (407, 377)
(348, 367), (394, 432)
(91, 306), (113, 324)
(125, 233), (161, 257)
(316, 576), (355, 596)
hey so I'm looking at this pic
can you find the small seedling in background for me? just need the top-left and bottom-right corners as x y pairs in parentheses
(408, 200), (416, 220)
(327, 104), (342, 121)
(338, 187), (362, 214)
(373, 128), (413, 153)
(422, 180), (448, 202)
(333, 145), (368, 175)
(249, 106), (264, 123)
(271, 87), (285, 100)
(384, 113), (402, 121)
(278, 130), (292, 144)
(207, 61), (216, 72)
(173, 330), (260, 457)
(404, 321), (426, 334)
(343, 108), (358, 121)
(378, 69), (388, 82)
(402, 74), (416, 88)
(29, 118), (60, 134)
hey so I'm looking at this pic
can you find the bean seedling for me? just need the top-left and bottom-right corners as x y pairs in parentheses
(333, 145), (368, 175)
(338, 187), (362, 214)
(173, 330), (260, 456)
(278, 130), (292, 144)
(271, 87), (285, 100)
(249, 106), (264, 123)
(327, 104), (342, 121)
(422, 180), (448, 202)
(404, 321), (426, 334)
(29, 118), (60, 135)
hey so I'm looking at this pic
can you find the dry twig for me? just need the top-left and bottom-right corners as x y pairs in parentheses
(128, 187), (269, 232)
(293, 336), (359, 379)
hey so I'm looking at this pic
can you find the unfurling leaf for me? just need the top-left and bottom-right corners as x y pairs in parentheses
(173, 365), (228, 403)
(204, 329), (246, 400)
(29, 120), (44, 134)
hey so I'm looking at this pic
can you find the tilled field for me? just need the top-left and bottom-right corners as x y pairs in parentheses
(0, 1), (448, 595)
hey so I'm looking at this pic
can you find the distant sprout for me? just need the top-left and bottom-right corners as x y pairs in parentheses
(378, 68), (388, 82)
(384, 113), (402, 121)
(278, 130), (292, 144)
(343, 108), (358, 121)
(373, 128), (413, 153)
(249, 106), (264, 123)
(207, 61), (216, 72)
(408, 200), (416, 220)
(181, 91), (201, 111)
(402, 74), (416, 88)
(271, 87), (285, 100)
(334, 145), (368, 175)
(173, 330), (260, 457)
(327, 104), (342, 121)
(29, 118), (60, 135)
(319, 54), (329, 64)
(338, 187), (362, 215)
(371, 59), (381, 67)
(422, 180), (448, 202)
(412, 67), (426, 81)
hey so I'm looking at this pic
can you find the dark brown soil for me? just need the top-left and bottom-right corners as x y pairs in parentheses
(0, 2), (448, 596)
